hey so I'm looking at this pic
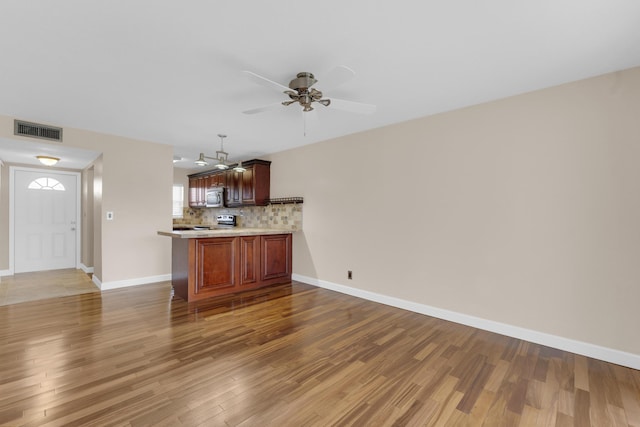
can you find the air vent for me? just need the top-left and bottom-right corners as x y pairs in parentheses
(14, 120), (63, 142)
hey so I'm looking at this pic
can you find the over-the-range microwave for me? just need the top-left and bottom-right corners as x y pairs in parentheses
(206, 186), (225, 207)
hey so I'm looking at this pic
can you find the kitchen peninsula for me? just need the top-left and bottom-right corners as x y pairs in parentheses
(158, 228), (292, 302)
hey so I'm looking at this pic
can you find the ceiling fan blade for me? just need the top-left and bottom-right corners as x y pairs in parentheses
(242, 102), (284, 115)
(327, 98), (377, 114)
(321, 65), (356, 90)
(242, 70), (292, 94)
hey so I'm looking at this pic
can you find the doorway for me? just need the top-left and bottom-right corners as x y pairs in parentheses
(10, 167), (81, 274)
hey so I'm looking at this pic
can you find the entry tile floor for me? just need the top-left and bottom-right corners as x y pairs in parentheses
(0, 269), (99, 307)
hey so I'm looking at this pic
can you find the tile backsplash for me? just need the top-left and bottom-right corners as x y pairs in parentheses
(176, 204), (303, 231)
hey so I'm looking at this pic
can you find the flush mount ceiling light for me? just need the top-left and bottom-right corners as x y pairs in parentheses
(195, 134), (245, 172)
(173, 155), (182, 163)
(36, 155), (60, 166)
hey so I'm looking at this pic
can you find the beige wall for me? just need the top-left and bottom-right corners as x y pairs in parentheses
(0, 117), (173, 284)
(174, 167), (191, 210)
(0, 163), (8, 271)
(81, 166), (94, 269)
(266, 67), (640, 357)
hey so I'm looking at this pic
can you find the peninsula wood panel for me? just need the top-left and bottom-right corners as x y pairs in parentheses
(238, 235), (260, 287)
(172, 234), (293, 302)
(260, 233), (292, 282)
(193, 237), (236, 296)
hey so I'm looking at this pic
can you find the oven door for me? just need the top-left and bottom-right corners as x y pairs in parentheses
(206, 188), (225, 207)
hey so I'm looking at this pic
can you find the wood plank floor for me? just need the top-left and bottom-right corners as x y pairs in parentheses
(1, 272), (639, 426)
(0, 269), (98, 307)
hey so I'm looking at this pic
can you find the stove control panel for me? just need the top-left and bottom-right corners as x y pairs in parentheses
(216, 214), (236, 226)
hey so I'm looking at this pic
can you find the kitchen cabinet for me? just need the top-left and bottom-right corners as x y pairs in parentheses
(187, 159), (270, 208)
(187, 170), (227, 207)
(260, 234), (292, 282)
(226, 169), (241, 206)
(226, 159), (271, 207)
(209, 171), (226, 188)
(188, 176), (206, 207)
(238, 235), (260, 287)
(170, 232), (292, 302)
(193, 237), (236, 296)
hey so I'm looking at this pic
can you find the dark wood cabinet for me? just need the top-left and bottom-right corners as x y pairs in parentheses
(226, 169), (242, 206)
(171, 233), (292, 302)
(238, 235), (260, 287)
(260, 234), (292, 282)
(236, 159), (270, 206)
(188, 170), (228, 208)
(188, 176), (206, 207)
(187, 159), (271, 208)
(193, 237), (236, 296)
(209, 172), (226, 188)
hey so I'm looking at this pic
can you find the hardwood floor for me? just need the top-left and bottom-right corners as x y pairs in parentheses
(1, 272), (639, 426)
(0, 269), (98, 307)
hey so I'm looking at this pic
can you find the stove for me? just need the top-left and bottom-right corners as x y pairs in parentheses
(216, 214), (236, 227)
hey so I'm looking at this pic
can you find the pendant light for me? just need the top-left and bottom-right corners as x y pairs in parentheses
(194, 134), (245, 170)
(233, 161), (246, 173)
(213, 134), (230, 170)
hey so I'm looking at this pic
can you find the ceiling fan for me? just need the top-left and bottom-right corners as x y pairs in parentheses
(242, 66), (376, 115)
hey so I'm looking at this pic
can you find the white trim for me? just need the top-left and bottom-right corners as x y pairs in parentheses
(79, 263), (94, 274)
(92, 274), (102, 288)
(0, 269), (12, 277)
(96, 274), (171, 291)
(9, 166), (82, 273)
(292, 273), (640, 371)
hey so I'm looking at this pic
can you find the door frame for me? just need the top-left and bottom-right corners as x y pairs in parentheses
(9, 166), (82, 275)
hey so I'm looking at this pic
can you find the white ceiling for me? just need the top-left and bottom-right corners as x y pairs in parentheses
(0, 0), (639, 169)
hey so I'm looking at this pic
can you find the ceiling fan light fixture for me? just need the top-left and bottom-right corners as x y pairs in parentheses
(36, 155), (60, 166)
(242, 67), (376, 117)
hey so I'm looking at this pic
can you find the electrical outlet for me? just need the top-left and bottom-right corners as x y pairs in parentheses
(106, 211), (114, 220)
(348, 270), (353, 280)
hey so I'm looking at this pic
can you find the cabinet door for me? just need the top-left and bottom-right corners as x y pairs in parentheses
(238, 235), (260, 287)
(188, 177), (198, 207)
(260, 234), (292, 281)
(241, 167), (255, 205)
(188, 177), (206, 207)
(227, 170), (242, 206)
(193, 237), (237, 298)
(210, 172), (226, 187)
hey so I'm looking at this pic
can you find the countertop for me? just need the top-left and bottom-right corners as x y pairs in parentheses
(158, 227), (294, 239)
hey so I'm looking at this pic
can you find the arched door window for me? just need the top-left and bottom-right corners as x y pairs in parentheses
(27, 177), (66, 191)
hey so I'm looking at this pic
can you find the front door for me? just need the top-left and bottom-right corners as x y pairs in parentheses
(13, 169), (79, 273)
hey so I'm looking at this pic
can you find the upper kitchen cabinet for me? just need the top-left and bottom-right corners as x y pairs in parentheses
(188, 159), (271, 208)
(188, 170), (227, 208)
(188, 176), (207, 207)
(226, 159), (271, 207)
(209, 171), (227, 188)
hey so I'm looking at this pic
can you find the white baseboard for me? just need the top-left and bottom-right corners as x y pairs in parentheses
(292, 274), (640, 371)
(96, 274), (171, 291)
(0, 269), (12, 277)
(79, 263), (94, 274)
(92, 274), (102, 288)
